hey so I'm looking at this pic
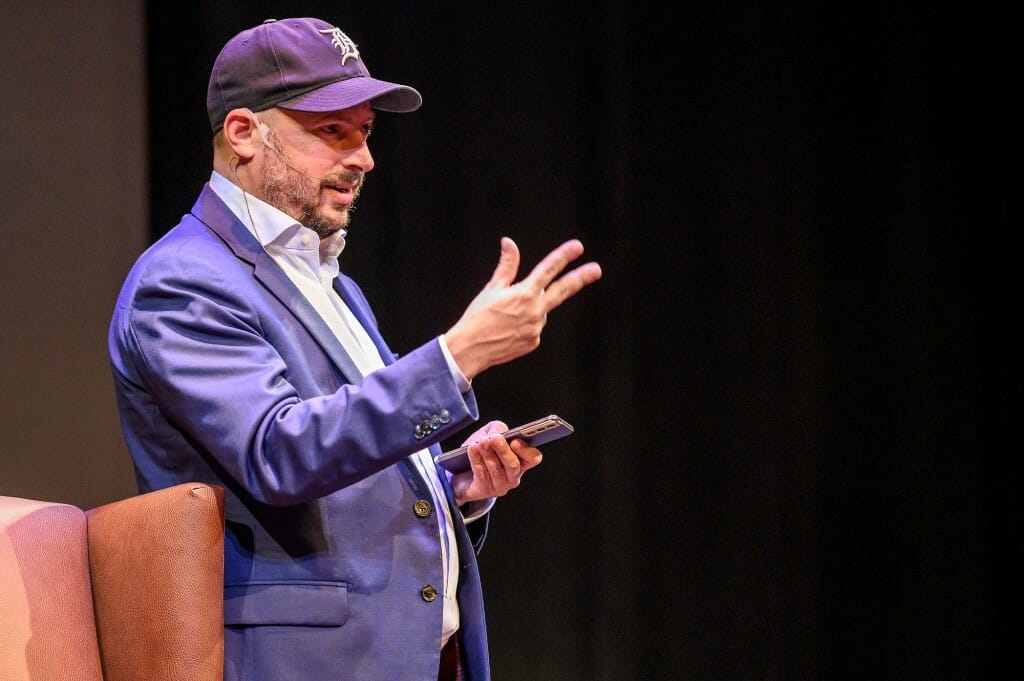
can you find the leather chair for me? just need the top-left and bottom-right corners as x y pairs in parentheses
(0, 482), (225, 680)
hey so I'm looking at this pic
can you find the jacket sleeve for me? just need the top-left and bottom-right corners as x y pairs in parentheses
(109, 230), (479, 506)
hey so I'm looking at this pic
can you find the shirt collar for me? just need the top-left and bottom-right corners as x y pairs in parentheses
(208, 171), (347, 259)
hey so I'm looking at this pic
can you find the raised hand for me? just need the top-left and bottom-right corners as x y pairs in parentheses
(444, 237), (602, 380)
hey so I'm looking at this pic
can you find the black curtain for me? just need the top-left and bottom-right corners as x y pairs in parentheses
(146, 3), (988, 678)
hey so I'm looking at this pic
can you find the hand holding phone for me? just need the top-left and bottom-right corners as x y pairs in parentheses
(434, 414), (574, 473)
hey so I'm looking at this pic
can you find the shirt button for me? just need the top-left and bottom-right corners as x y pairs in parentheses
(413, 500), (432, 518)
(421, 584), (438, 602)
(300, 234), (311, 246)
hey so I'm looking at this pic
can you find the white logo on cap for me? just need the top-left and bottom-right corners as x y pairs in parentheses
(318, 28), (360, 64)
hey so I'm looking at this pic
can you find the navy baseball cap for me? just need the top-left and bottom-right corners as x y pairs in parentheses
(207, 18), (422, 133)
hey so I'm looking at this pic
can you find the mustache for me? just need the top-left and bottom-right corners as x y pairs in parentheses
(320, 170), (364, 189)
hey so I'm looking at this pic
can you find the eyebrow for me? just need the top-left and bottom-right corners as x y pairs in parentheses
(303, 110), (375, 127)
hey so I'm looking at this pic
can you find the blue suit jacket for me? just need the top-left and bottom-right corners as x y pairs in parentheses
(108, 185), (491, 681)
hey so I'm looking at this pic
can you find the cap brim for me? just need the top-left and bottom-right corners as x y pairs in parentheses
(277, 77), (422, 113)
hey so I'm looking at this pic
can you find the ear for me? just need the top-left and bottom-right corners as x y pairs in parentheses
(221, 108), (261, 160)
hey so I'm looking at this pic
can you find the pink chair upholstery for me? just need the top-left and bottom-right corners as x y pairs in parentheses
(0, 483), (225, 680)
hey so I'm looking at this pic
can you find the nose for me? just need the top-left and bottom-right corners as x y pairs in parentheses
(341, 142), (374, 173)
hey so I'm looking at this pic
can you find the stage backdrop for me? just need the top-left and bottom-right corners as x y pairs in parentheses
(3, 1), (990, 679)
(0, 0), (143, 508)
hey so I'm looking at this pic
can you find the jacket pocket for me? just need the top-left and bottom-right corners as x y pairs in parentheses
(224, 580), (349, 626)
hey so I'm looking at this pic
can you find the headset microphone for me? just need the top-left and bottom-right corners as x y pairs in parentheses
(236, 117), (355, 245)
(256, 121), (275, 149)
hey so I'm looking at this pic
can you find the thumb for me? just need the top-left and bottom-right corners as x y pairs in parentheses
(486, 237), (520, 288)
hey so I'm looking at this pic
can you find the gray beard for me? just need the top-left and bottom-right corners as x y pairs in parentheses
(258, 145), (363, 238)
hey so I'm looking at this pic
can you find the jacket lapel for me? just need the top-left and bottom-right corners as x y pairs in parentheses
(334, 278), (396, 367)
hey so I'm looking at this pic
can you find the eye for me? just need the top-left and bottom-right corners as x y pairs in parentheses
(312, 119), (374, 149)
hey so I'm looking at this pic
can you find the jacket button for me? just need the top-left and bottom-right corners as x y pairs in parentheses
(421, 585), (438, 602)
(414, 500), (432, 518)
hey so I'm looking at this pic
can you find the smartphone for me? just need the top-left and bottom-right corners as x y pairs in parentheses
(433, 414), (575, 473)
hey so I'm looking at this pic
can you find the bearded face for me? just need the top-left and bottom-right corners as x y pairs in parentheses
(257, 127), (365, 238)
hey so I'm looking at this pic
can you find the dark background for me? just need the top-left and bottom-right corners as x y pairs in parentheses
(6, 1), (993, 679)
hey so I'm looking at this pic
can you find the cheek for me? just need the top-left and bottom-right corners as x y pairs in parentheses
(298, 147), (338, 171)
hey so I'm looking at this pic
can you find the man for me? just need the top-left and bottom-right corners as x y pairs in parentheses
(108, 16), (601, 681)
